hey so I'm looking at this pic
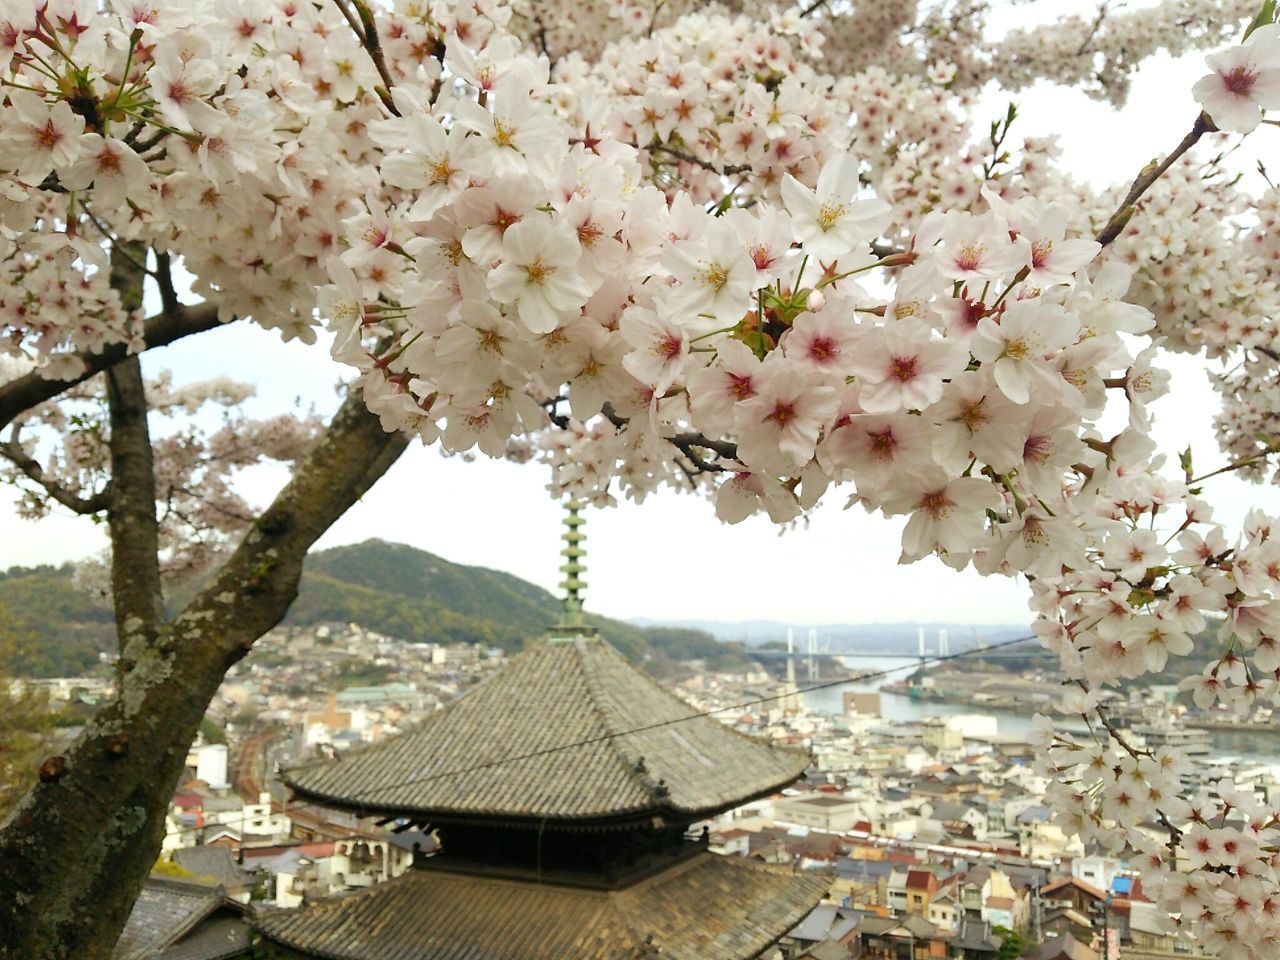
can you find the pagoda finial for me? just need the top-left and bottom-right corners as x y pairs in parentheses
(548, 497), (596, 641)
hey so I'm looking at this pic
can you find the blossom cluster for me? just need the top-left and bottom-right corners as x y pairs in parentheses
(4, 0), (1280, 951)
(1035, 718), (1280, 959)
(2, 364), (323, 581)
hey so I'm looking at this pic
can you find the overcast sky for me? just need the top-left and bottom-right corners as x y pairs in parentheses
(4, 9), (1279, 628)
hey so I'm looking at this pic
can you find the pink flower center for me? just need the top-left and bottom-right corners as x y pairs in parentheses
(867, 428), (896, 460)
(889, 355), (918, 382)
(727, 372), (756, 401)
(492, 209), (519, 234)
(808, 335), (838, 362)
(953, 243), (984, 272)
(655, 334), (683, 359)
(166, 80), (191, 106)
(95, 145), (122, 173)
(958, 398), (988, 429)
(35, 121), (62, 151)
(750, 245), (775, 270)
(1222, 65), (1257, 96)
(918, 490), (951, 518)
(767, 401), (796, 425)
(1023, 434), (1050, 464)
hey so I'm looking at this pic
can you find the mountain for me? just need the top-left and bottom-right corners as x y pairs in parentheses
(0, 541), (748, 677)
(0, 565), (116, 676)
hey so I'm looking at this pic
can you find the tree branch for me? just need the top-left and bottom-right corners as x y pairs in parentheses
(647, 142), (752, 177)
(104, 246), (166, 652)
(669, 431), (738, 473)
(153, 251), (180, 315)
(0, 430), (109, 514)
(595, 402), (739, 475)
(1095, 113), (1211, 247)
(181, 383), (410, 651)
(332, 0), (400, 116)
(0, 302), (223, 433)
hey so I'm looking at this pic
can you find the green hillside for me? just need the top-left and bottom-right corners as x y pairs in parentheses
(0, 566), (115, 676)
(0, 541), (748, 677)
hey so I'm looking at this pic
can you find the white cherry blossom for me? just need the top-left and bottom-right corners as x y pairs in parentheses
(1193, 24), (1280, 133)
(780, 154), (891, 262)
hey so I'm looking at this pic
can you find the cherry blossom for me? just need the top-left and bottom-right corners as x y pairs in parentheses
(781, 155), (891, 262)
(1193, 24), (1280, 133)
(4, 0), (1280, 951)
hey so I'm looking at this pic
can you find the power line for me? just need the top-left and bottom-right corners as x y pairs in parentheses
(165, 633), (1040, 840)
(342, 633), (1041, 803)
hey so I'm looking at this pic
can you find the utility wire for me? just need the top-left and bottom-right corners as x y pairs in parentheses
(166, 633), (1042, 840)
(343, 633), (1042, 803)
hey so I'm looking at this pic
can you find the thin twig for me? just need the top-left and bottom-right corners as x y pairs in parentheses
(647, 142), (751, 177)
(549, 402), (739, 476)
(1188, 451), (1279, 485)
(328, 0), (366, 43)
(168, 484), (257, 524)
(1095, 113), (1212, 247)
(332, 0), (400, 116)
(1075, 1), (1110, 57)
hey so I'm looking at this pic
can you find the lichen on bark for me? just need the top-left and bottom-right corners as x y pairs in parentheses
(0, 244), (409, 958)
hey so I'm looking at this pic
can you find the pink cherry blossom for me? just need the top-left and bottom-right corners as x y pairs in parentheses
(1193, 25), (1280, 134)
(847, 319), (967, 413)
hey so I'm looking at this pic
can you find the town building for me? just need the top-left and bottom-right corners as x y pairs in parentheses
(256, 502), (828, 958)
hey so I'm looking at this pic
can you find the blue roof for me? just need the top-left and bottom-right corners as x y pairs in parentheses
(835, 857), (893, 880)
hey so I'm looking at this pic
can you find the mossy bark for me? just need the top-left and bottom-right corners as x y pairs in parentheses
(0, 272), (408, 957)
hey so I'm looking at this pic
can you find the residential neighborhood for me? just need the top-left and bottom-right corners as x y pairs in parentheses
(42, 619), (1245, 959)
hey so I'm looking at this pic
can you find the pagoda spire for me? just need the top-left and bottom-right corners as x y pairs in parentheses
(549, 497), (596, 641)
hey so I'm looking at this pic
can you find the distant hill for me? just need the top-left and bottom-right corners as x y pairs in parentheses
(0, 565), (116, 676)
(0, 541), (749, 677)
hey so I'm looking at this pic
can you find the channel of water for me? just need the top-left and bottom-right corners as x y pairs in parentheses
(799, 656), (1280, 765)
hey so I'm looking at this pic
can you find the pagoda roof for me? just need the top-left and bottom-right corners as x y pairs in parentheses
(284, 637), (810, 825)
(256, 853), (828, 960)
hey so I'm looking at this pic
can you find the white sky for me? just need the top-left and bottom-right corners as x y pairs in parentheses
(3, 10), (1279, 627)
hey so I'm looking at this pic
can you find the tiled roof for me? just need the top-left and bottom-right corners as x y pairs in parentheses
(173, 846), (254, 888)
(804, 941), (851, 960)
(1042, 876), (1105, 900)
(285, 638), (810, 823)
(257, 853), (829, 960)
(1035, 933), (1098, 960)
(905, 870), (934, 890)
(113, 878), (248, 960)
(156, 918), (252, 960)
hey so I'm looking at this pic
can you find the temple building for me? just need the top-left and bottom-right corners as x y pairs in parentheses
(258, 501), (827, 959)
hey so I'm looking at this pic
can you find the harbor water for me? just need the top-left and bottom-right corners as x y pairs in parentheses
(800, 656), (1280, 765)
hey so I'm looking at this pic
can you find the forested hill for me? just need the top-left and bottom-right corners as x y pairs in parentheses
(0, 565), (116, 676)
(289, 540), (743, 670)
(0, 540), (747, 677)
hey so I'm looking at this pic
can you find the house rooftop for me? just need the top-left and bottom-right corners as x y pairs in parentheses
(112, 877), (248, 960)
(905, 870), (934, 890)
(285, 637), (809, 827)
(257, 854), (828, 960)
(1042, 876), (1105, 900)
(790, 794), (859, 808)
(172, 847), (253, 890)
(1035, 933), (1099, 960)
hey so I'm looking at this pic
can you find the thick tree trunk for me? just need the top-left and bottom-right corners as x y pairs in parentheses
(0, 387), (408, 959)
